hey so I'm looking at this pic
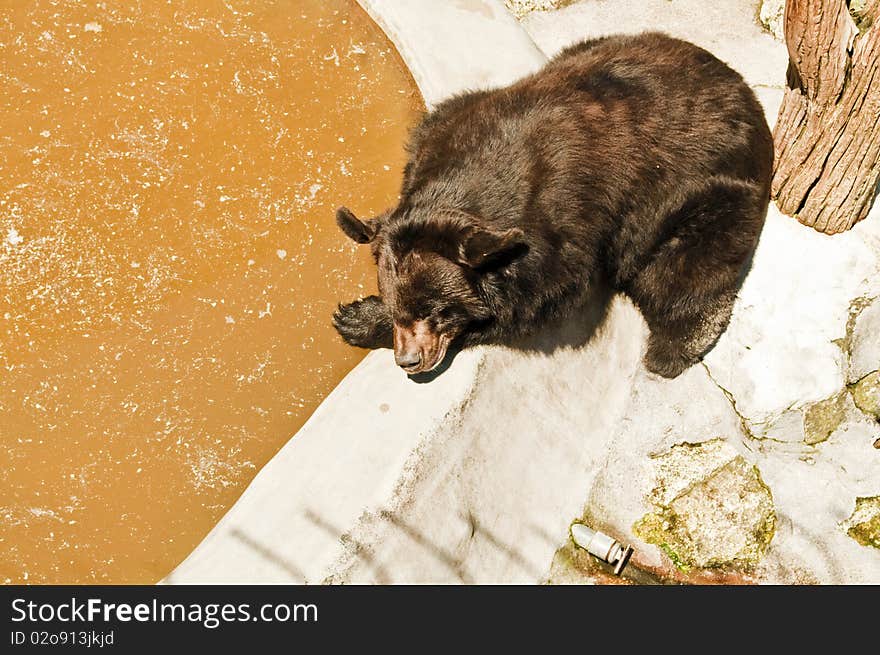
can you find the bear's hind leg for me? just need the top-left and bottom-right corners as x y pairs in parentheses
(626, 177), (766, 378)
(640, 291), (736, 378)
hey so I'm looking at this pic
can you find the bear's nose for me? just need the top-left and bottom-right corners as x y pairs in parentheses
(395, 350), (422, 370)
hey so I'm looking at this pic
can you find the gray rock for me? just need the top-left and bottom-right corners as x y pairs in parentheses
(704, 204), (880, 440)
(849, 298), (880, 384)
(759, 0), (786, 41)
(803, 392), (849, 445)
(633, 440), (776, 570)
(851, 371), (880, 419)
(572, 365), (761, 579)
(751, 406), (880, 583)
(504, 0), (573, 20)
(563, 360), (880, 583)
(842, 496), (880, 550)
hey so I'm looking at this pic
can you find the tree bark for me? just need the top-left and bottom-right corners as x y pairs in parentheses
(772, 0), (880, 234)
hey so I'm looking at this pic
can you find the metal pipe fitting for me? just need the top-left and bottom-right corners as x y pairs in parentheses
(570, 523), (634, 576)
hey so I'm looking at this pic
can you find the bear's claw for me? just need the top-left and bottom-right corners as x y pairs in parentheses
(332, 296), (393, 350)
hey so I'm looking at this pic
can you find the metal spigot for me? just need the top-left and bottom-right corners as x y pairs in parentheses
(570, 523), (634, 576)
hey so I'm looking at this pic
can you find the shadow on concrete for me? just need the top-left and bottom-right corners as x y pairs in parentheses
(303, 509), (392, 584)
(464, 511), (545, 580)
(378, 510), (474, 582)
(525, 521), (563, 550)
(300, 505), (550, 582)
(229, 528), (306, 582)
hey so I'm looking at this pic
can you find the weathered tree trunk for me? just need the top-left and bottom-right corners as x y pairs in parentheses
(772, 0), (880, 234)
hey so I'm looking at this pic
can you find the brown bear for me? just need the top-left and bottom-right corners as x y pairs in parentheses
(332, 33), (772, 378)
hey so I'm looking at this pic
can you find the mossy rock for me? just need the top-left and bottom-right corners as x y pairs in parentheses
(504, 0), (575, 19)
(634, 440), (776, 571)
(803, 392), (848, 445)
(842, 496), (880, 550)
(851, 371), (880, 419)
(759, 0), (785, 41)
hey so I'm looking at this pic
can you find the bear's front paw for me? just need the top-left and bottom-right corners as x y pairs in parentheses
(332, 296), (393, 349)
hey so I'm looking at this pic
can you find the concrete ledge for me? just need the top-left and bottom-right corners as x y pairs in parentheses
(355, 0), (546, 107)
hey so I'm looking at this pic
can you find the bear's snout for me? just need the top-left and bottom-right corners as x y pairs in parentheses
(394, 349), (422, 370)
(393, 320), (449, 375)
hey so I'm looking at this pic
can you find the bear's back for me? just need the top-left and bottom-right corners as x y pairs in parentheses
(540, 32), (771, 182)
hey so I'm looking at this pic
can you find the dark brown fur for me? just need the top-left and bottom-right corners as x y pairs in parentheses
(332, 33), (773, 378)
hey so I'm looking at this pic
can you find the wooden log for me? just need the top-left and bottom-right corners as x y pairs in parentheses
(772, 0), (880, 234)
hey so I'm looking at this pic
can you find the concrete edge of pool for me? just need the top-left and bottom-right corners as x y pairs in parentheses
(164, 0), (649, 584)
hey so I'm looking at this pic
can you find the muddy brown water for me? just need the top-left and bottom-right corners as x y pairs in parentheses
(0, 0), (422, 583)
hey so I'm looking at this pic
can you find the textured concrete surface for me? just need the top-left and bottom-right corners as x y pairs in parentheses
(705, 213), (880, 440)
(169, 294), (646, 583)
(171, 0), (880, 584)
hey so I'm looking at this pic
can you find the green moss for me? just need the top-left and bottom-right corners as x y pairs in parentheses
(850, 371), (880, 418)
(633, 513), (689, 572)
(843, 497), (880, 550)
(803, 392), (848, 445)
(659, 544), (691, 573)
(633, 512), (664, 543)
(849, 516), (880, 549)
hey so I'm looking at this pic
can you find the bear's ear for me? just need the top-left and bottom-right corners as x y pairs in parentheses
(336, 206), (377, 244)
(458, 227), (528, 269)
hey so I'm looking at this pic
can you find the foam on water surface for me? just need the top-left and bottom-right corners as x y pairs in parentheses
(0, 0), (422, 583)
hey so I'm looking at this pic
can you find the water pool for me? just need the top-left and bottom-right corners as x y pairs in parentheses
(0, 0), (422, 583)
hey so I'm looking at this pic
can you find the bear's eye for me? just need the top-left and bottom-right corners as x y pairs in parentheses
(433, 307), (459, 327)
(415, 299), (439, 319)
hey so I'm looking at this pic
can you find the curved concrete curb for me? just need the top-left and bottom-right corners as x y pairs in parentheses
(355, 0), (546, 107)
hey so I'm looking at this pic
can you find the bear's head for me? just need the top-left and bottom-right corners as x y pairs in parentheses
(336, 205), (527, 374)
